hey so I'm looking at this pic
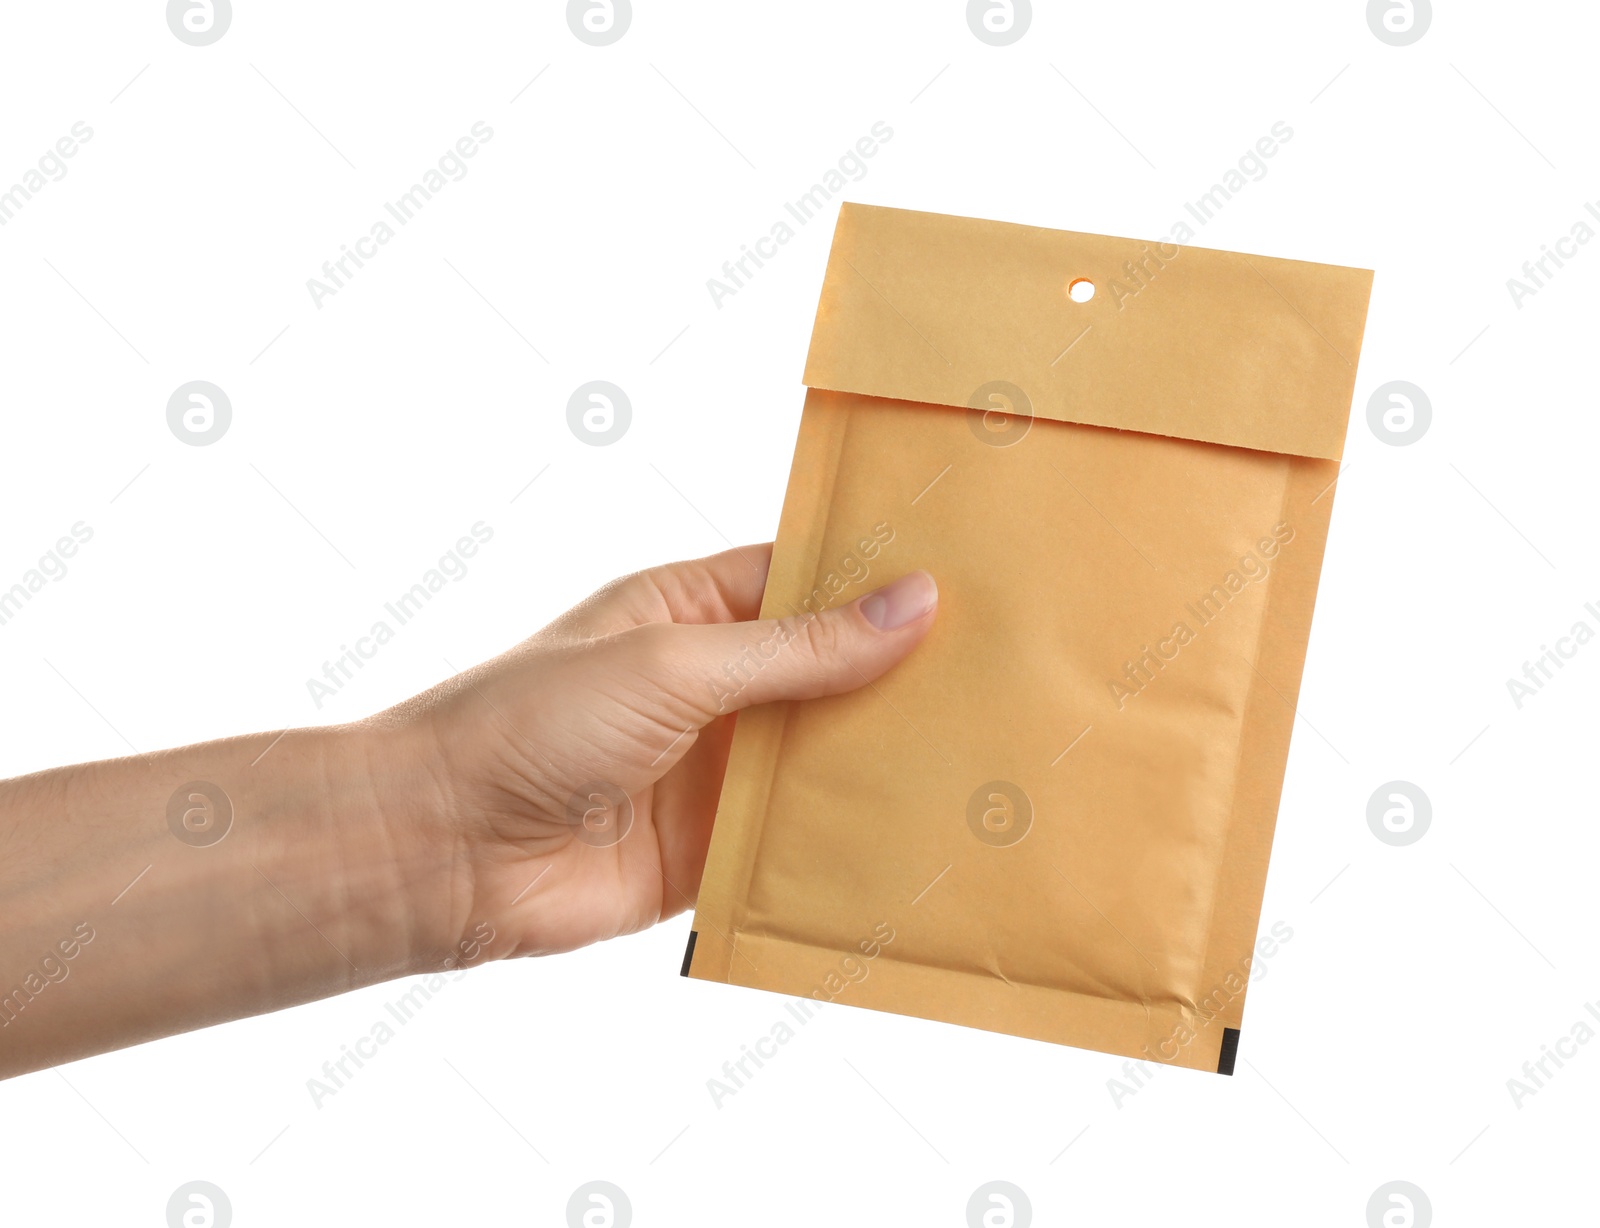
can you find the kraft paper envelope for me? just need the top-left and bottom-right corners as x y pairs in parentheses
(684, 203), (1372, 1074)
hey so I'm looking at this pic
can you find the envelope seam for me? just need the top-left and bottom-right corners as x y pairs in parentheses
(1186, 453), (1297, 1037)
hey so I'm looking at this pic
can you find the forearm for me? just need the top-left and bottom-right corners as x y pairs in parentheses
(0, 724), (462, 1078)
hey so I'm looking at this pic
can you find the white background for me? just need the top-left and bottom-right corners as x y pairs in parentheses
(1, 2), (1594, 1224)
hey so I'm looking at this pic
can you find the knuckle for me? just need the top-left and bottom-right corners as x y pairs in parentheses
(598, 568), (656, 610)
(792, 608), (847, 664)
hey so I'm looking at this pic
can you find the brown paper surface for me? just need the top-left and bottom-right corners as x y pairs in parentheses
(686, 204), (1372, 1074)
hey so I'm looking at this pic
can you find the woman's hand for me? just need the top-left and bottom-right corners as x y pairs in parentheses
(378, 543), (938, 962)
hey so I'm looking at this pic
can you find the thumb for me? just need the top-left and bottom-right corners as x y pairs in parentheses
(652, 569), (939, 717)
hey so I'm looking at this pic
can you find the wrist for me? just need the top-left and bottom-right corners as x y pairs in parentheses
(310, 718), (477, 979)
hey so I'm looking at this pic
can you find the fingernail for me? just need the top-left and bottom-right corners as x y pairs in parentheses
(859, 570), (938, 631)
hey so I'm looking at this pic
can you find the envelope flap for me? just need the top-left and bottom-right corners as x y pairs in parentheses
(803, 204), (1373, 461)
